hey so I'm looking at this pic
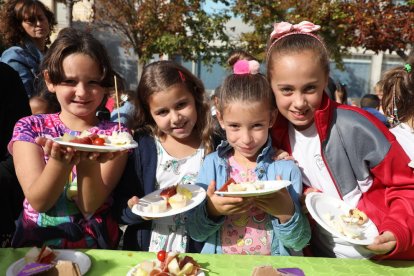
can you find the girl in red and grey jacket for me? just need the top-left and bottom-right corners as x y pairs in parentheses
(266, 21), (414, 260)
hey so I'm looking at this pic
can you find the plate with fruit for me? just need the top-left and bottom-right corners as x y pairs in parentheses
(6, 246), (91, 276)
(127, 251), (205, 276)
(131, 184), (206, 218)
(214, 178), (292, 197)
(52, 131), (137, 152)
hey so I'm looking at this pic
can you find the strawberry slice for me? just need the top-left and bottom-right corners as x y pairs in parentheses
(160, 185), (177, 200)
(219, 178), (236, 192)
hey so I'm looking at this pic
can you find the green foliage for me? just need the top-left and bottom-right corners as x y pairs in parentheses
(94, 0), (232, 66)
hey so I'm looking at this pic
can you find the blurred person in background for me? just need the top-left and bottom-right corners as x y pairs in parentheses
(360, 94), (389, 127)
(0, 62), (31, 247)
(0, 0), (56, 97)
(381, 58), (414, 162)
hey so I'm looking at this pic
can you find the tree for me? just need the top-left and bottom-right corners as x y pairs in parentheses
(339, 0), (414, 60)
(93, 0), (232, 71)
(231, 0), (413, 63)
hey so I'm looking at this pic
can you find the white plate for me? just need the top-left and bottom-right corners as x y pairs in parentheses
(52, 137), (138, 152)
(6, 249), (91, 276)
(131, 184), (206, 218)
(214, 180), (291, 197)
(126, 259), (205, 276)
(305, 192), (379, 245)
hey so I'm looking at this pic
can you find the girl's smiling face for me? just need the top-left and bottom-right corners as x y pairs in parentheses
(270, 50), (328, 130)
(45, 53), (106, 125)
(218, 100), (275, 162)
(148, 84), (198, 142)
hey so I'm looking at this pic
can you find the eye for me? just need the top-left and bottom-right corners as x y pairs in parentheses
(61, 79), (76, 86)
(155, 109), (168, 116)
(228, 123), (239, 129)
(252, 123), (264, 129)
(280, 87), (293, 94)
(176, 101), (188, 109)
(88, 80), (102, 86)
(304, 85), (317, 93)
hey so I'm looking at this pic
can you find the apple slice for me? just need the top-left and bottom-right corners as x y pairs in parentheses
(177, 262), (194, 276)
(167, 258), (180, 275)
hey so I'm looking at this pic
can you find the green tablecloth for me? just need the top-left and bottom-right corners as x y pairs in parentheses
(1, 248), (413, 275)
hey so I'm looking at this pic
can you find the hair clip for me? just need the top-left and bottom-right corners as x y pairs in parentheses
(233, 60), (260, 75)
(404, 64), (412, 73)
(178, 70), (186, 82)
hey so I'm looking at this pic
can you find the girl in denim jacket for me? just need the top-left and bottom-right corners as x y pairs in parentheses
(187, 57), (310, 255)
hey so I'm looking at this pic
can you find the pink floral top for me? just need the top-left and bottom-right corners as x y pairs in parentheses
(221, 156), (272, 255)
(8, 113), (128, 249)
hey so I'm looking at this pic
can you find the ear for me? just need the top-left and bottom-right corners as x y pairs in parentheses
(269, 109), (277, 128)
(43, 71), (56, 93)
(216, 110), (225, 129)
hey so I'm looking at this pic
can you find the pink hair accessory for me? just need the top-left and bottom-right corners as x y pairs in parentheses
(270, 21), (321, 40)
(233, 60), (260, 75)
(267, 21), (324, 61)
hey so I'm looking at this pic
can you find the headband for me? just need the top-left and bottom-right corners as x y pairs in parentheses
(233, 60), (260, 75)
(266, 21), (323, 61)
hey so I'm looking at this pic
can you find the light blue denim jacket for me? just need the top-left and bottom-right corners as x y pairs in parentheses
(1, 39), (43, 97)
(186, 138), (311, 255)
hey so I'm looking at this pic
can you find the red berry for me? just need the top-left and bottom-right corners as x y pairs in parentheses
(157, 250), (166, 262)
(92, 137), (105, 146)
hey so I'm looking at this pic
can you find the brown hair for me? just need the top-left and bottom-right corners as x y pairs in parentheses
(227, 49), (256, 67)
(41, 28), (114, 88)
(218, 54), (276, 115)
(0, 0), (56, 47)
(381, 58), (414, 124)
(134, 60), (214, 154)
(266, 33), (330, 81)
(40, 28), (115, 113)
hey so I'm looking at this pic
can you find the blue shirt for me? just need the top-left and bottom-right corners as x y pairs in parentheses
(1, 39), (43, 97)
(362, 107), (390, 127)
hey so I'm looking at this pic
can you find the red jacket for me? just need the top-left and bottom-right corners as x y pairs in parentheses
(271, 94), (414, 260)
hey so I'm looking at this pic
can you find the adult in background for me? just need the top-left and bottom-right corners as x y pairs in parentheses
(360, 94), (389, 127)
(0, 62), (31, 247)
(0, 0), (56, 97)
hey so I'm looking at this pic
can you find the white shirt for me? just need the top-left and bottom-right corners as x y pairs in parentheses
(289, 123), (339, 197)
(390, 122), (414, 160)
(289, 123), (373, 259)
(148, 138), (204, 253)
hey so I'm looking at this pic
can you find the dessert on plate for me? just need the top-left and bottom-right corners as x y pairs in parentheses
(129, 251), (202, 276)
(140, 185), (193, 214)
(60, 130), (133, 147)
(324, 208), (369, 239)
